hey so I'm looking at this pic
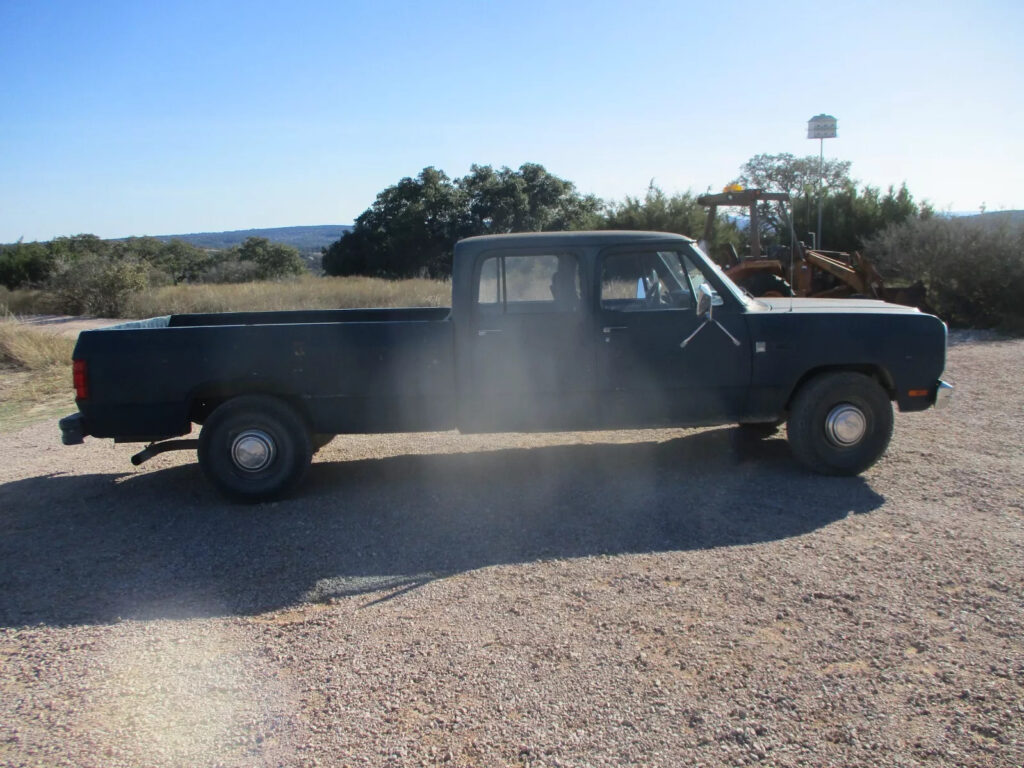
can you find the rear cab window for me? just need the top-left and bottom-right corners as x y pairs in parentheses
(477, 252), (581, 314)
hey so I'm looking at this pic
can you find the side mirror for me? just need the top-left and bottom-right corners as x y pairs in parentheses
(696, 283), (713, 318)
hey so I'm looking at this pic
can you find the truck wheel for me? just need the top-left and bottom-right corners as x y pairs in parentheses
(198, 395), (312, 502)
(786, 372), (893, 476)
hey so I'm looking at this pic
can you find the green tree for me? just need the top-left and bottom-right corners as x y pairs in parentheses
(0, 240), (57, 289)
(602, 183), (744, 263)
(734, 154), (932, 253)
(734, 153), (853, 244)
(323, 164), (599, 278)
(460, 163), (601, 234)
(47, 234), (111, 262)
(797, 183), (931, 253)
(236, 237), (306, 279)
(109, 237), (212, 284)
(324, 167), (465, 278)
(48, 256), (150, 316)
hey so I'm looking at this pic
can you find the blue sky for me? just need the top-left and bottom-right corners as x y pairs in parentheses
(1, 0), (1021, 242)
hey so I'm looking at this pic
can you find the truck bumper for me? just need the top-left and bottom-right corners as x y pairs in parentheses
(934, 380), (953, 410)
(59, 413), (88, 445)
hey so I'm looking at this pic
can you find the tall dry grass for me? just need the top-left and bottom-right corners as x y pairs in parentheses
(0, 286), (56, 316)
(123, 275), (451, 317)
(0, 317), (75, 371)
(0, 315), (76, 431)
(2, 275), (452, 319)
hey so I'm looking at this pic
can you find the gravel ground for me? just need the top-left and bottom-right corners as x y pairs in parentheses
(1, 333), (1022, 767)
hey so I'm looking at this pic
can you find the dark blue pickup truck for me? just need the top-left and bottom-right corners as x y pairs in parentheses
(60, 231), (951, 501)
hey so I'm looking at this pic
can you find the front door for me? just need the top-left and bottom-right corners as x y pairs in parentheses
(595, 245), (751, 426)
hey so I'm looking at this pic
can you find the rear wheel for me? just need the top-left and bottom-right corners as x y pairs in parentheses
(198, 395), (312, 502)
(787, 372), (893, 475)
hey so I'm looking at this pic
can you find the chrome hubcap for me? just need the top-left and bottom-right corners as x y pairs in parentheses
(825, 404), (867, 447)
(231, 430), (276, 471)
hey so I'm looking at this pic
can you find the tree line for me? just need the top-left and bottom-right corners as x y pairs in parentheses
(0, 235), (306, 316)
(322, 157), (931, 279)
(3, 155), (931, 293)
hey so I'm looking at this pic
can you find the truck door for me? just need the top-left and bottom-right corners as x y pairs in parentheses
(458, 249), (597, 431)
(595, 245), (751, 426)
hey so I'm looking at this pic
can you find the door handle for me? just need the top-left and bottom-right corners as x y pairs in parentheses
(477, 329), (503, 336)
(602, 326), (627, 334)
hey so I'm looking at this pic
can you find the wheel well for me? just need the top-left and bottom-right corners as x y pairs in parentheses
(188, 387), (312, 430)
(786, 365), (895, 411)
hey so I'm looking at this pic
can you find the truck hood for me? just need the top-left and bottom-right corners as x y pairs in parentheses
(755, 297), (923, 315)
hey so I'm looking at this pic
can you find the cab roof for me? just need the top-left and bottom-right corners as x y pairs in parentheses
(455, 230), (694, 253)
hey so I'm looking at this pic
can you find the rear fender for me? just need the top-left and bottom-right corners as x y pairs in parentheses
(187, 379), (311, 428)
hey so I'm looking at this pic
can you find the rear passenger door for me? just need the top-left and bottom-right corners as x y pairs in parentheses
(459, 248), (596, 431)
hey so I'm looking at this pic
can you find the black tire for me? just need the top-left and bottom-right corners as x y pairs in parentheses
(786, 372), (893, 476)
(198, 395), (312, 502)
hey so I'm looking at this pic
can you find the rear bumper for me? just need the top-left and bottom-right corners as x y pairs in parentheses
(934, 380), (953, 410)
(59, 413), (88, 445)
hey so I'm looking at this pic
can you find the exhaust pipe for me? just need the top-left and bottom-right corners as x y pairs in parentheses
(131, 439), (199, 466)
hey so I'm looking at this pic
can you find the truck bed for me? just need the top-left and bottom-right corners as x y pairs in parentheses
(75, 307), (457, 441)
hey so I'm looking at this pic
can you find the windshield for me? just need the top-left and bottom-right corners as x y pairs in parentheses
(684, 242), (758, 308)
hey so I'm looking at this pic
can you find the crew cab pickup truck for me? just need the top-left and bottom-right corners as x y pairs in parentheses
(60, 231), (952, 501)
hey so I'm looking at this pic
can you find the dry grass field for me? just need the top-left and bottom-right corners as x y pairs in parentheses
(1, 274), (451, 319)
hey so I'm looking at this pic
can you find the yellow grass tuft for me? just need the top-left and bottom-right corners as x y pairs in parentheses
(0, 286), (57, 315)
(0, 315), (75, 371)
(0, 315), (76, 432)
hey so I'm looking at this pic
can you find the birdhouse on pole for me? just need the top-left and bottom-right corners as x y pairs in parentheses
(807, 114), (838, 248)
(807, 114), (837, 139)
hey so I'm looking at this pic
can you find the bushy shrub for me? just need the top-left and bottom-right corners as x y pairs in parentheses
(866, 217), (1024, 330)
(197, 258), (262, 284)
(0, 241), (57, 289)
(236, 237), (306, 279)
(47, 256), (152, 316)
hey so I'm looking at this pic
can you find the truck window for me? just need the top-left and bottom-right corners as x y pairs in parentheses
(600, 250), (694, 311)
(477, 253), (580, 313)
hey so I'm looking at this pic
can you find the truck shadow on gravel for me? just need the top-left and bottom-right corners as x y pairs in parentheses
(0, 428), (884, 627)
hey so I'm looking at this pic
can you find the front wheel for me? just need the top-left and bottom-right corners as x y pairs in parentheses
(787, 372), (893, 476)
(198, 395), (312, 502)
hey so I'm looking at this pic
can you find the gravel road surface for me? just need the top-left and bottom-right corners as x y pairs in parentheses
(1, 333), (1022, 767)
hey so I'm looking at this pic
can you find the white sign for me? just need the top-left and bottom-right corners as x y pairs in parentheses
(807, 114), (837, 139)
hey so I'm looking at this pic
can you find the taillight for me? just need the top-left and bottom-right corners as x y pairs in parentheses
(73, 359), (89, 400)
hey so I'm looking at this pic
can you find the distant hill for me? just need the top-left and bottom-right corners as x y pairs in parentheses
(969, 210), (1024, 227)
(140, 225), (352, 255)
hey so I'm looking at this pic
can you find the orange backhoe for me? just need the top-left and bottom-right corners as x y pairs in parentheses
(697, 188), (927, 308)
